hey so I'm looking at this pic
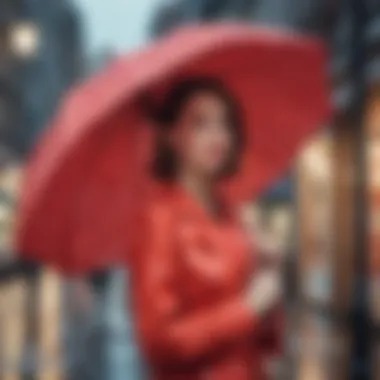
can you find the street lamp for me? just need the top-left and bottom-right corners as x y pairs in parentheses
(8, 21), (40, 60)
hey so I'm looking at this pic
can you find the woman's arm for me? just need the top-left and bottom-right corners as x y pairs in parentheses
(243, 213), (285, 355)
(132, 202), (257, 365)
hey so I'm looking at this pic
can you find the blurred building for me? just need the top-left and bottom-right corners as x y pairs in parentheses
(0, 0), (84, 270)
(0, 0), (83, 156)
(150, 0), (337, 37)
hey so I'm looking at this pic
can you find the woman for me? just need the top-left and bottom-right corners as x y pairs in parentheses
(131, 78), (283, 380)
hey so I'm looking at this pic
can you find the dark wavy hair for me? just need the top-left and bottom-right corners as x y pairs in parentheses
(140, 77), (244, 181)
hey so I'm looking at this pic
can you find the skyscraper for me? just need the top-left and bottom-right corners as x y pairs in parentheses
(0, 0), (84, 155)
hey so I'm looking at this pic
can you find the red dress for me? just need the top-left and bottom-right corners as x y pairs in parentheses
(131, 184), (282, 380)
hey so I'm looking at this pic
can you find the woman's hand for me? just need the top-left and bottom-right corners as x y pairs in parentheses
(244, 270), (282, 316)
(255, 231), (285, 268)
(239, 203), (286, 268)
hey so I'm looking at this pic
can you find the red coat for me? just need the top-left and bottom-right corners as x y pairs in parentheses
(131, 184), (282, 380)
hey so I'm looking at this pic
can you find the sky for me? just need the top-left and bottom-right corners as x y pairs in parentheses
(74, 0), (162, 54)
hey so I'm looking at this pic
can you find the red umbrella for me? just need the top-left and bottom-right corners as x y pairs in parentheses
(16, 23), (330, 275)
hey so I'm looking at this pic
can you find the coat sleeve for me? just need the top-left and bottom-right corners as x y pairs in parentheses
(132, 201), (257, 364)
(254, 307), (284, 357)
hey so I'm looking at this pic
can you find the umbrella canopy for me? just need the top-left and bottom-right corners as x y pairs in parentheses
(16, 23), (330, 275)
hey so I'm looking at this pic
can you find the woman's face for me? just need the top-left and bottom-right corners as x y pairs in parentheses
(170, 90), (235, 179)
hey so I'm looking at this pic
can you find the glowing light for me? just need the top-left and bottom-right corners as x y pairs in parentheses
(9, 22), (40, 59)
